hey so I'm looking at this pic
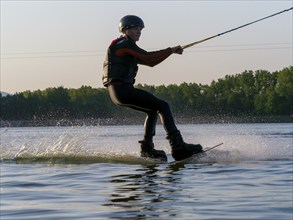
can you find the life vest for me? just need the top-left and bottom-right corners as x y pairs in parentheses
(103, 37), (138, 86)
(102, 37), (173, 87)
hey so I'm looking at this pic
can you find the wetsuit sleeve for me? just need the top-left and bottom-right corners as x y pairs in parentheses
(115, 42), (173, 67)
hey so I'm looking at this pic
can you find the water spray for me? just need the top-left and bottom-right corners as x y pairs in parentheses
(182, 7), (293, 49)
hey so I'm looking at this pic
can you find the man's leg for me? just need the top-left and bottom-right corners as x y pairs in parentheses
(108, 84), (168, 161)
(144, 112), (157, 141)
(108, 84), (202, 161)
(108, 84), (178, 135)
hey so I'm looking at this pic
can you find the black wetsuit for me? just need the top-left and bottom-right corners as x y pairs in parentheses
(103, 37), (179, 140)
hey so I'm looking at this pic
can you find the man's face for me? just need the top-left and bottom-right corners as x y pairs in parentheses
(125, 26), (142, 41)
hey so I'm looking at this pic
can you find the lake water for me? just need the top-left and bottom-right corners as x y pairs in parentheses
(1, 123), (292, 219)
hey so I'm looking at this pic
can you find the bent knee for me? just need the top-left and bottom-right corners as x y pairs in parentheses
(158, 100), (171, 113)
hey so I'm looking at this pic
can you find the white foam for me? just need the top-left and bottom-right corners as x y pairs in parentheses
(1, 124), (292, 163)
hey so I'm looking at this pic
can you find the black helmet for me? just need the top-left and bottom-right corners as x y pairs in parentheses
(119, 15), (145, 32)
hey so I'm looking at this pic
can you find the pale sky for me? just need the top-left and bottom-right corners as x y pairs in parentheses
(1, 0), (292, 94)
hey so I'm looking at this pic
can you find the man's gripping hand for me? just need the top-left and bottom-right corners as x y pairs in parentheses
(171, 45), (183, 54)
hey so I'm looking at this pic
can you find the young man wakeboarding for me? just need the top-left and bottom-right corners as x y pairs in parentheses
(103, 15), (203, 162)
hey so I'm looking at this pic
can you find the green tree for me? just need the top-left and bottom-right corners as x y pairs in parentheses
(1, 67), (292, 123)
(275, 66), (293, 114)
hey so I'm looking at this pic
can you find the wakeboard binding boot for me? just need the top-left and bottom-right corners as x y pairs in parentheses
(139, 140), (167, 162)
(168, 131), (203, 161)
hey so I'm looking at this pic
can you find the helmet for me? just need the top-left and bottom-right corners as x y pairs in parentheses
(119, 15), (145, 32)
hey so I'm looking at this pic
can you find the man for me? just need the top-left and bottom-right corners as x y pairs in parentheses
(103, 15), (202, 161)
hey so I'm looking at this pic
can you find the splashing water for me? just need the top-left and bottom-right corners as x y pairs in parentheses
(0, 124), (292, 164)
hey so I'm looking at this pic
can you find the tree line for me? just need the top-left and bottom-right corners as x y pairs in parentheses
(0, 66), (292, 124)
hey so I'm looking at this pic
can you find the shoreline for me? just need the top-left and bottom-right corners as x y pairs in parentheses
(1, 115), (291, 127)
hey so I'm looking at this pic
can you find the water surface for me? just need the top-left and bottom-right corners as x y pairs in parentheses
(1, 123), (292, 219)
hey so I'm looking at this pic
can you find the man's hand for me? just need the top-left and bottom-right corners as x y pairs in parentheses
(171, 45), (183, 54)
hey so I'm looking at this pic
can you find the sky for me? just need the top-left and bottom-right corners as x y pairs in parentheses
(1, 0), (292, 94)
